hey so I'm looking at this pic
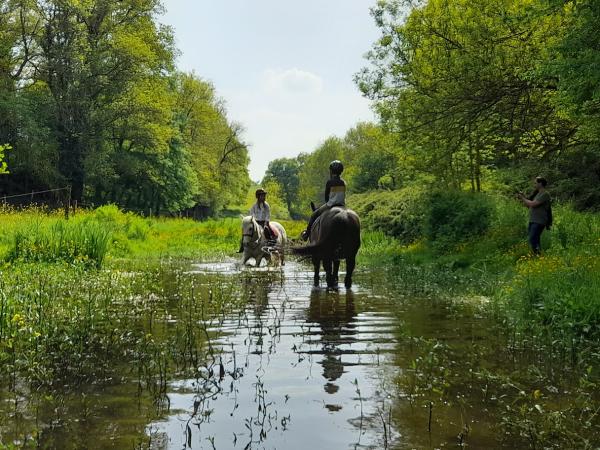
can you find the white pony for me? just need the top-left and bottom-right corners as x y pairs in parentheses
(240, 216), (287, 266)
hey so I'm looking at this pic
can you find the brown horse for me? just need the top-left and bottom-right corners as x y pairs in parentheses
(293, 206), (361, 289)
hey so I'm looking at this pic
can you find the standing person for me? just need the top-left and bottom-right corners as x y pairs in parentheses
(238, 188), (273, 252)
(301, 160), (347, 241)
(518, 176), (552, 255)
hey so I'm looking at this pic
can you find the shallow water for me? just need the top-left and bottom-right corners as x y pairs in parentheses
(0, 260), (588, 449)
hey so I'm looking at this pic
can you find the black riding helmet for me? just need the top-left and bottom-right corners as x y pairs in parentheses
(255, 188), (267, 198)
(329, 160), (344, 175)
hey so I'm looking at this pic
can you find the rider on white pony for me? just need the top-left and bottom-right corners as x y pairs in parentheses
(238, 188), (275, 253)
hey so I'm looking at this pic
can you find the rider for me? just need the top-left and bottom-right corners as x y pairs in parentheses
(238, 188), (274, 252)
(301, 160), (346, 241)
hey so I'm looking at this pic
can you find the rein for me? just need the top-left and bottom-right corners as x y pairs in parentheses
(242, 220), (261, 248)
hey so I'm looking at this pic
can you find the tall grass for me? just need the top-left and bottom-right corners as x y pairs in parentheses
(8, 221), (110, 268)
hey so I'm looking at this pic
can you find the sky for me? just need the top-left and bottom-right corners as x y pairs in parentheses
(160, 0), (380, 181)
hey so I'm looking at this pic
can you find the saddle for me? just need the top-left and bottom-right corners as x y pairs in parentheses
(265, 223), (279, 238)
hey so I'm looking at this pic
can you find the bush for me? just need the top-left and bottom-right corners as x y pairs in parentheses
(348, 186), (427, 243)
(425, 190), (493, 251)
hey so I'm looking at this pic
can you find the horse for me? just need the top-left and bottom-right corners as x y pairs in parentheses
(240, 216), (287, 267)
(293, 206), (360, 289)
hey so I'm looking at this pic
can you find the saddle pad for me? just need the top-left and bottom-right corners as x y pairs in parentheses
(268, 223), (279, 238)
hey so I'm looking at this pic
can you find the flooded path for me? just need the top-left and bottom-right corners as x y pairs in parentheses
(144, 261), (503, 449)
(2, 259), (584, 449)
(150, 263), (400, 449)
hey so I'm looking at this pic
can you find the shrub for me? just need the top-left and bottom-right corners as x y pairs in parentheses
(348, 186), (427, 243)
(425, 190), (493, 251)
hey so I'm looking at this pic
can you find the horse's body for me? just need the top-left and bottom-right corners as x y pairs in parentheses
(241, 216), (287, 267)
(294, 207), (360, 289)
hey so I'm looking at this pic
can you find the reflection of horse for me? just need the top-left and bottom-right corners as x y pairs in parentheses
(240, 216), (287, 267)
(294, 206), (360, 289)
(307, 289), (357, 393)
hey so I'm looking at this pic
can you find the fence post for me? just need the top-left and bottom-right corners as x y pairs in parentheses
(64, 186), (71, 220)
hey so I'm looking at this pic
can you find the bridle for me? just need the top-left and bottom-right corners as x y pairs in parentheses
(242, 218), (261, 248)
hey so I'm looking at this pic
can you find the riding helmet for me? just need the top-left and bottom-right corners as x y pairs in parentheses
(255, 188), (267, 198)
(329, 160), (344, 175)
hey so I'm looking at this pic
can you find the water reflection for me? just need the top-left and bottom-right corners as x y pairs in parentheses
(2, 260), (556, 450)
(148, 263), (401, 449)
(306, 289), (358, 397)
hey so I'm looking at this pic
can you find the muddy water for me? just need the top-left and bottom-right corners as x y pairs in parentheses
(2, 261), (526, 449)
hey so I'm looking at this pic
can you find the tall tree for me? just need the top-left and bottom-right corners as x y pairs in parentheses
(263, 157), (302, 214)
(35, 0), (175, 201)
(357, 0), (575, 190)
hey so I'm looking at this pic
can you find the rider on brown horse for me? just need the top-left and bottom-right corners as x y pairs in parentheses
(301, 160), (347, 241)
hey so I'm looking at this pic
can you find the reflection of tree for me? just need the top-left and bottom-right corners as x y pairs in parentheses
(307, 290), (357, 393)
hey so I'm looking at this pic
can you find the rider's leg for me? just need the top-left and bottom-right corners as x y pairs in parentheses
(303, 204), (328, 240)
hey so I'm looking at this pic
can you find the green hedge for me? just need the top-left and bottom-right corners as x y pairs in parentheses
(349, 188), (495, 251)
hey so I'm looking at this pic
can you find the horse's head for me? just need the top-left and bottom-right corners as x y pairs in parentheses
(241, 215), (258, 246)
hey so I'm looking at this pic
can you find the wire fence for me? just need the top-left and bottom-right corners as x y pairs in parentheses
(0, 187), (213, 220)
(0, 186), (72, 217)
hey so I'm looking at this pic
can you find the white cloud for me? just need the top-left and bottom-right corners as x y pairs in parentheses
(262, 68), (324, 96)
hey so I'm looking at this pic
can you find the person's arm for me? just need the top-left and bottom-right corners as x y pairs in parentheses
(264, 202), (271, 222)
(249, 204), (256, 217)
(324, 180), (331, 202)
(518, 193), (546, 208)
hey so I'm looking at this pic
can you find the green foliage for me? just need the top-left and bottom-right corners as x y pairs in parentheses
(7, 221), (110, 268)
(354, 0), (599, 207)
(263, 157), (302, 216)
(0, 144), (9, 174)
(342, 123), (400, 192)
(425, 190), (494, 251)
(550, 0), (600, 142)
(0, 3), (250, 216)
(349, 187), (427, 244)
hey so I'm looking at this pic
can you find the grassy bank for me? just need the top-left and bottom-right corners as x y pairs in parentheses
(0, 204), (306, 266)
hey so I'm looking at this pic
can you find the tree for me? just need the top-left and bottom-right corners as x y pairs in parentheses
(357, 0), (574, 190)
(20, 0), (176, 202)
(342, 123), (399, 192)
(0, 2), (251, 215)
(263, 157), (302, 215)
(172, 72), (250, 214)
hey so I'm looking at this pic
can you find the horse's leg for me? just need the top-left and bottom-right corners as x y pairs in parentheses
(333, 260), (340, 286)
(323, 259), (336, 289)
(344, 255), (356, 289)
(277, 236), (285, 266)
(312, 257), (320, 287)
